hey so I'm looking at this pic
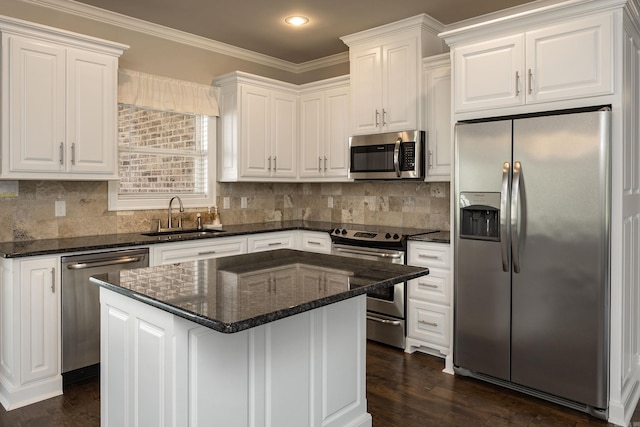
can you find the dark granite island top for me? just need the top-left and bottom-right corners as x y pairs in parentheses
(90, 249), (429, 334)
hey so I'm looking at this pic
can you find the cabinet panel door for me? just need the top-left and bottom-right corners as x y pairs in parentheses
(454, 34), (525, 112)
(298, 93), (323, 178)
(324, 86), (350, 178)
(350, 46), (382, 135)
(8, 36), (65, 173)
(271, 91), (297, 178)
(20, 258), (58, 384)
(66, 50), (117, 174)
(526, 13), (613, 103)
(383, 38), (418, 132)
(424, 61), (451, 180)
(240, 85), (270, 177)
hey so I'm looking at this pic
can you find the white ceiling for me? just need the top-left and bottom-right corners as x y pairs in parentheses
(72, 0), (536, 64)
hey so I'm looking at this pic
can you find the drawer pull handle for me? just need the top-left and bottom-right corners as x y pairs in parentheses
(419, 283), (438, 289)
(307, 241), (321, 245)
(198, 250), (217, 256)
(419, 254), (439, 259)
(268, 242), (282, 247)
(419, 320), (438, 327)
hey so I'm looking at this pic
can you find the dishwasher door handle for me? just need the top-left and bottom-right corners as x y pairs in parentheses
(65, 256), (145, 270)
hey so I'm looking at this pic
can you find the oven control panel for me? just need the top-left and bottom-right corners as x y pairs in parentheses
(331, 228), (402, 245)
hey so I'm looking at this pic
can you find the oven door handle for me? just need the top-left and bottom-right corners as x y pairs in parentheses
(367, 315), (402, 326)
(334, 247), (403, 260)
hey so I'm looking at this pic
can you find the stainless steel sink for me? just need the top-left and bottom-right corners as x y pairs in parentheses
(141, 228), (225, 239)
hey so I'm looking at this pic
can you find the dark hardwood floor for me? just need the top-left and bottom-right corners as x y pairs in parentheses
(1, 342), (637, 426)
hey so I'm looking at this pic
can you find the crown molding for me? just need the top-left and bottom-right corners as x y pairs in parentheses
(18, 0), (348, 73)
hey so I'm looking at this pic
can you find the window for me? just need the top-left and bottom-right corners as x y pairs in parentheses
(109, 70), (218, 211)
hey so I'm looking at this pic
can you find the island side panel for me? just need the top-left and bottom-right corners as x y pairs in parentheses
(184, 296), (371, 427)
(100, 289), (177, 427)
(99, 287), (372, 427)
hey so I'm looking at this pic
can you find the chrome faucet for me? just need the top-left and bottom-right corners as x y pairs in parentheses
(167, 196), (184, 229)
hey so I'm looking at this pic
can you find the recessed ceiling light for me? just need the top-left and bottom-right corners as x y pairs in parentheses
(285, 16), (309, 26)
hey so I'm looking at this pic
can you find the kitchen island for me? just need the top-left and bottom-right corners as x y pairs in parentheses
(90, 249), (428, 427)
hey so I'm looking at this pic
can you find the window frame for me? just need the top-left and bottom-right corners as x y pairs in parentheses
(108, 116), (217, 211)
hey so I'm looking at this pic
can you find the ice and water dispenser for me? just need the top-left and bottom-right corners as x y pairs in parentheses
(459, 192), (501, 241)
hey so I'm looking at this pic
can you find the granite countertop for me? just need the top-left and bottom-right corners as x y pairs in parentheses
(0, 220), (448, 258)
(409, 231), (451, 244)
(89, 249), (429, 333)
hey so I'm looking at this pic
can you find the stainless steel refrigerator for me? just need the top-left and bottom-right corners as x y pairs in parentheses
(453, 108), (610, 418)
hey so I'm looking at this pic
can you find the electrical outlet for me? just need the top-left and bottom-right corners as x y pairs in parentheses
(241, 197), (247, 209)
(328, 196), (333, 208)
(55, 200), (66, 217)
(223, 197), (230, 209)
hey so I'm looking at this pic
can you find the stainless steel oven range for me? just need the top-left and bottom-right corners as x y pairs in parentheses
(330, 227), (435, 349)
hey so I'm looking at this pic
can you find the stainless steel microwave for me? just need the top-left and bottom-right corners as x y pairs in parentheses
(348, 130), (425, 180)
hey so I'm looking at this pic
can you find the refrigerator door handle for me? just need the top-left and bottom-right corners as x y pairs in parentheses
(500, 162), (511, 272)
(511, 161), (522, 273)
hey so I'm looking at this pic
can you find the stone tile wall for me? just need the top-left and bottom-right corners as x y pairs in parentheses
(0, 180), (450, 242)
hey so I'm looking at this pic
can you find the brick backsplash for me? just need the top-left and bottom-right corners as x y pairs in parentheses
(0, 180), (450, 242)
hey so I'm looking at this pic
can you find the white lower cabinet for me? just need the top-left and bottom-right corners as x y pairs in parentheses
(299, 230), (332, 254)
(0, 256), (62, 410)
(247, 231), (296, 253)
(405, 241), (453, 373)
(151, 236), (247, 265)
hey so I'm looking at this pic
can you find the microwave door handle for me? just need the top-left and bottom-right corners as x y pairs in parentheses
(393, 138), (401, 177)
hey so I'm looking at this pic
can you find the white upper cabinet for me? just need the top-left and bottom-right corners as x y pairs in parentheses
(0, 17), (127, 180)
(216, 72), (298, 181)
(423, 54), (451, 181)
(341, 14), (446, 136)
(299, 76), (350, 180)
(450, 12), (613, 114)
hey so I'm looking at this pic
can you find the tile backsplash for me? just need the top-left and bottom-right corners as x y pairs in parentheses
(1, 180), (450, 242)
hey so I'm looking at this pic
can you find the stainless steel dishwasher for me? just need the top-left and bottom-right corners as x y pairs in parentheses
(61, 248), (149, 384)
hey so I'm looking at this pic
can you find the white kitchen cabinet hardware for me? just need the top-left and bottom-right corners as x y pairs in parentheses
(247, 231), (296, 253)
(215, 72), (298, 181)
(298, 77), (351, 180)
(0, 255), (62, 410)
(0, 17), (127, 180)
(405, 240), (452, 369)
(451, 13), (612, 114)
(341, 14), (446, 136)
(423, 54), (451, 182)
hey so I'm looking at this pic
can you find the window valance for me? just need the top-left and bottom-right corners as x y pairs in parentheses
(118, 69), (219, 116)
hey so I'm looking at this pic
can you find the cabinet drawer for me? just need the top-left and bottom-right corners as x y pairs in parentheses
(299, 231), (331, 254)
(152, 237), (247, 265)
(408, 267), (449, 305)
(247, 231), (295, 253)
(407, 241), (450, 268)
(407, 300), (450, 347)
